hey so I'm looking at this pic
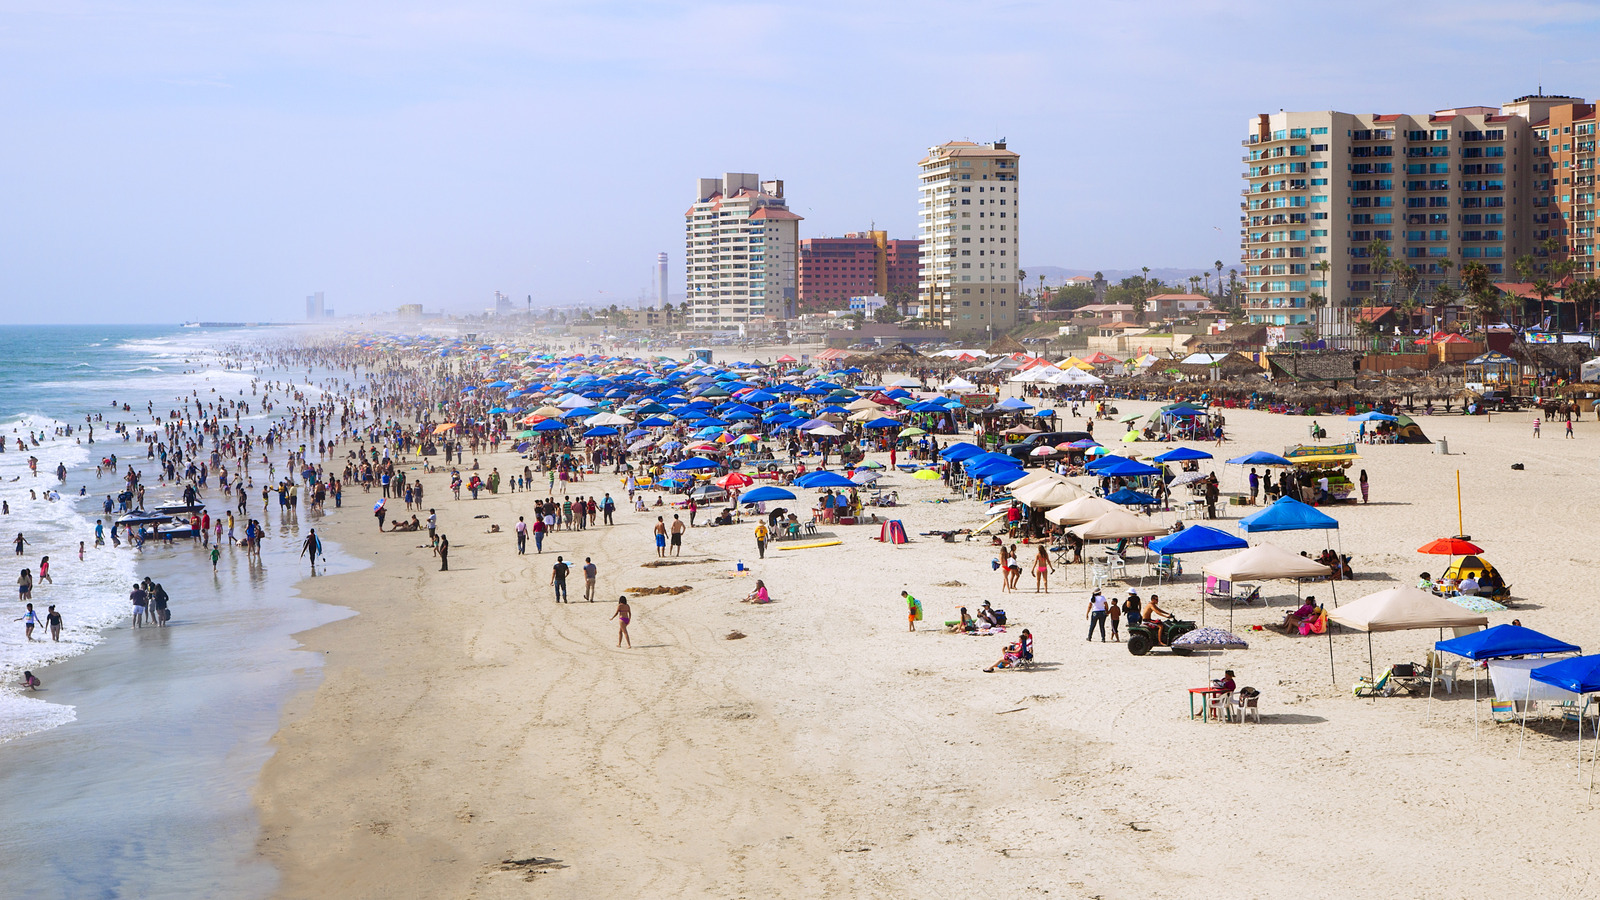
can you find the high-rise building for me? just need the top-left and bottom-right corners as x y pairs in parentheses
(494, 291), (515, 316)
(656, 252), (669, 309)
(305, 291), (324, 320)
(1240, 95), (1587, 338)
(797, 231), (922, 310)
(684, 173), (802, 329)
(918, 141), (1020, 337)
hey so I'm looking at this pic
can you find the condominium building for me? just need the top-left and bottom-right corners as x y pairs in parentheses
(918, 141), (1020, 337)
(1240, 95), (1586, 338)
(684, 173), (802, 330)
(797, 231), (921, 310)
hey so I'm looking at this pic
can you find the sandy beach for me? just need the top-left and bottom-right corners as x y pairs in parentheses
(256, 387), (1600, 899)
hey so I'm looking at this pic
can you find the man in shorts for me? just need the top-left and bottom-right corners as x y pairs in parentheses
(653, 516), (667, 558)
(669, 514), (685, 557)
(130, 582), (147, 628)
(583, 557), (598, 602)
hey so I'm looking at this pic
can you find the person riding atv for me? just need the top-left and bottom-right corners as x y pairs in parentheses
(1126, 617), (1198, 656)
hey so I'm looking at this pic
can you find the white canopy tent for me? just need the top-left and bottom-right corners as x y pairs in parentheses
(1201, 544), (1332, 629)
(1327, 586), (1489, 685)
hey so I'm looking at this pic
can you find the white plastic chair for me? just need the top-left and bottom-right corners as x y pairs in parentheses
(1104, 552), (1128, 580)
(1207, 691), (1236, 723)
(1236, 690), (1260, 723)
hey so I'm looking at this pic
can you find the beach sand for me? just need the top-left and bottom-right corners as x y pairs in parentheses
(257, 394), (1599, 898)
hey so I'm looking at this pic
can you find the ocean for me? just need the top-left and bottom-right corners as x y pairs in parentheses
(0, 325), (360, 899)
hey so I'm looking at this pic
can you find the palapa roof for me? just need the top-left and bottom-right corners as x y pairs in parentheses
(1265, 351), (1363, 383)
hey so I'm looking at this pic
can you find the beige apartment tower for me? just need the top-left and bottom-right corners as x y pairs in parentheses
(684, 173), (801, 331)
(918, 141), (1020, 337)
(1241, 95), (1585, 339)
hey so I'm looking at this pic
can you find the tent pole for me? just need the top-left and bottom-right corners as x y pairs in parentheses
(1368, 632), (1375, 683)
(1519, 683), (1532, 761)
(1328, 624), (1337, 687)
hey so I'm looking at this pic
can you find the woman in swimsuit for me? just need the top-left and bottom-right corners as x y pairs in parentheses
(611, 595), (632, 648)
(1033, 546), (1054, 593)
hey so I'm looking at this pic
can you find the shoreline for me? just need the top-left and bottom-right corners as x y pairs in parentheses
(252, 388), (1600, 899)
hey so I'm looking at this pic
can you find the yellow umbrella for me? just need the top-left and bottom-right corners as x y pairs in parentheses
(913, 469), (941, 480)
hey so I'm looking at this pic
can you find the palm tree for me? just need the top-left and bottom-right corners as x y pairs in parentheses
(1203, 272), (1212, 295)
(1396, 296), (1421, 334)
(1307, 292), (1327, 325)
(1428, 283), (1459, 333)
(1460, 261), (1498, 333)
(1572, 278), (1600, 332)
(1366, 240), (1393, 309)
(1214, 260), (1224, 298)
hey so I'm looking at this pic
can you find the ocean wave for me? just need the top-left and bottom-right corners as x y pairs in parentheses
(132, 366), (162, 373)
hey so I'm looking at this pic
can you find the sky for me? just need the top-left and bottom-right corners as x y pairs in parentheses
(5, 0), (1600, 323)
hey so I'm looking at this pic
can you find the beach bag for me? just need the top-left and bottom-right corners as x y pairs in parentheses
(161, 608), (171, 623)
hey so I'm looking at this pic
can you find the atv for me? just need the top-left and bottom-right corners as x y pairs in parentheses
(1126, 618), (1198, 656)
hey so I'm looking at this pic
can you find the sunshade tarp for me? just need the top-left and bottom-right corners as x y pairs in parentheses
(1012, 480), (1086, 508)
(1065, 509), (1170, 540)
(1435, 624), (1579, 660)
(1327, 586), (1488, 633)
(1203, 543), (1331, 583)
(1238, 496), (1339, 533)
(1149, 525), (1249, 555)
(1227, 451), (1293, 466)
(1489, 658), (1579, 702)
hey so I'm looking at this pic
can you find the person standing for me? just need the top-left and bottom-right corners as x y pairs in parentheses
(38, 556), (51, 584)
(1359, 469), (1370, 504)
(610, 595), (632, 648)
(17, 602), (42, 641)
(18, 568), (32, 602)
(1248, 468), (1259, 505)
(532, 515), (546, 553)
(426, 508), (437, 542)
(45, 604), (62, 642)
(669, 514), (685, 557)
(1107, 594), (1122, 643)
(515, 516), (528, 555)
(687, 496), (698, 528)
(551, 556), (570, 603)
(753, 521), (769, 559)
(602, 493), (615, 525)
(1567, 418), (1575, 439)
(130, 582), (147, 628)
(653, 516), (667, 558)
(1032, 545), (1054, 594)
(14, 533), (28, 556)
(1533, 417), (1541, 438)
(374, 500), (387, 531)
(1086, 590), (1109, 642)
(902, 590), (921, 632)
(582, 556), (598, 602)
(437, 534), (449, 571)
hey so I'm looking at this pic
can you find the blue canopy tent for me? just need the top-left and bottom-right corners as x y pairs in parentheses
(670, 456), (721, 471)
(1348, 411), (1399, 423)
(1434, 624), (1582, 732)
(1148, 525), (1248, 555)
(1096, 458), (1163, 478)
(940, 441), (984, 462)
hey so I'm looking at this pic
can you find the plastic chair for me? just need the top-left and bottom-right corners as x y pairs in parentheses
(1104, 552), (1128, 580)
(1236, 689), (1261, 723)
(1206, 691), (1236, 723)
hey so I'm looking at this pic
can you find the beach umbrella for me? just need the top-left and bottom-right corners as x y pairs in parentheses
(1029, 445), (1059, 457)
(801, 471), (857, 489)
(583, 426), (619, 437)
(1173, 627), (1250, 683)
(913, 469), (941, 480)
(1152, 447), (1213, 463)
(531, 418), (567, 431)
(715, 472), (754, 488)
(1417, 537), (1485, 556)
(741, 486), (796, 504)
(1226, 451), (1293, 467)
(851, 469), (882, 485)
(671, 456), (721, 471)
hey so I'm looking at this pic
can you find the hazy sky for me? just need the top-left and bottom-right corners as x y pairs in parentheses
(5, 0), (1600, 323)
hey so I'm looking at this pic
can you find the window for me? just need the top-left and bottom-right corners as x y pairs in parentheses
(1311, 143), (1329, 152)
(1311, 127), (1329, 135)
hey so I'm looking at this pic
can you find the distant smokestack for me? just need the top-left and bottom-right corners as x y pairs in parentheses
(656, 252), (669, 309)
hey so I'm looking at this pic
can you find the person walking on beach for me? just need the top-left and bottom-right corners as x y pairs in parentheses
(1086, 589), (1109, 642)
(374, 499), (387, 531)
(532, 515), (546, 553)
(38, 556), (50, 585)
(753, 521), (769, 559)
(1567, 418), (1575, 438)
(1359, 469), (1370, 504)
(17, 602), (42, 641)
(551, 556), (569, 603)
(437, 534), (449, 571)
(653, 516), (667, 558)
(670, 514), (685, 557)
(46, 605), (62, 642)
(611, 595), (632, 648)
(515, 516), (528, 555)
(1533, 417), (1541, 438)
(1107, 594), (1122, 642)
(902, 590), (921, 632)
(300, 529), (322, 572)
(582, 556), (597, 602)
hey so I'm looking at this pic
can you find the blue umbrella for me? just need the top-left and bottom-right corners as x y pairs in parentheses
(531, 418), (567, 431)
(583, 426), (619, 437)
(1152, 447), (1214, 462)
(863, 417), (902, 429)
(1227, 450), (1293, 466)
(741, 486), (797, 504)
(1349, 411), (1399, 422)
(799, 471), (856, 488)
(1106, 488), (1160, 506)
(671, 456), (721, 470)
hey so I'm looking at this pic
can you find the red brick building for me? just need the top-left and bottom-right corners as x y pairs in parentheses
(798, 231), (921, 311)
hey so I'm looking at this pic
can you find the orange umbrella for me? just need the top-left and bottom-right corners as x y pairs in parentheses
(1417, 537), (1484, 555)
